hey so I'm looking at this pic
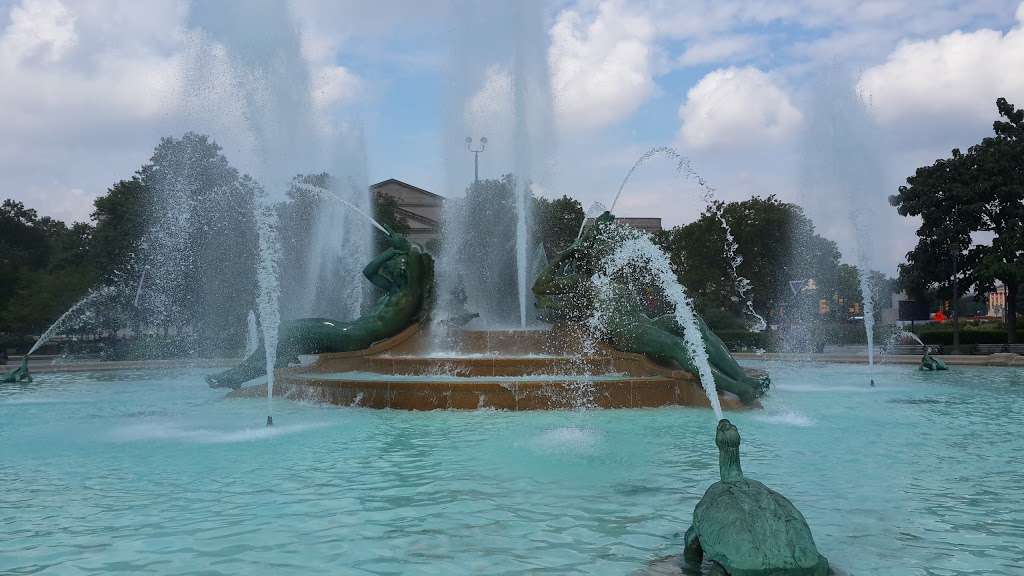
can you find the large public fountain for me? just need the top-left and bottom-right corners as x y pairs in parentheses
(208, 210), (768, 413)
(10, 2), (1024, 575)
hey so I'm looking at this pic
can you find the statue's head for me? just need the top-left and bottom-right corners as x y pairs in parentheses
(715, 419), (741, 451)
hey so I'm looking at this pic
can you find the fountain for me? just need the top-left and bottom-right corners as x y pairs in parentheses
(212, 210), (768, 412)
(9, 5), (1024, 576)
(802, 71), (883, 380)
(612, 146), (767, 331)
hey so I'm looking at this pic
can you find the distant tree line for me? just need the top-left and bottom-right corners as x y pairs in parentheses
(1, 133), (408, 355)
(4, 134), (905, 355)
(453, 175), (892, 340)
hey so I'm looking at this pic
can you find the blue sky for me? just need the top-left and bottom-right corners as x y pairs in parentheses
(2, 0), (1024, 273)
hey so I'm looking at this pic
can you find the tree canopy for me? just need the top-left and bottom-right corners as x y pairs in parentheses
(891, 98), (1024, 342)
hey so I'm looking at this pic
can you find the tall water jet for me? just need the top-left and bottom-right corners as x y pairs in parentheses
(171, 1), (371, 420)
(440, 0), (553, 328)
(801, 71), (884, 372)
(253, 192), (282, 426)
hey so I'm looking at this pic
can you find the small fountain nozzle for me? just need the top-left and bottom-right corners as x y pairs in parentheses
(266, 415), (273, 427)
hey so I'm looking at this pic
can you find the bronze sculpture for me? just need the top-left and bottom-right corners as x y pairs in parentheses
(1, 357), (32, 384)
(533, 212), (767, 404)
(208, 231), (433, 389)
(684, 419), (829, 575)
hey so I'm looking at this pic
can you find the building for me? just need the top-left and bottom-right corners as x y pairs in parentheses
(986, 283), (1006, 319)
(371, 179), (445, 245)
(372, 178), (664, 243)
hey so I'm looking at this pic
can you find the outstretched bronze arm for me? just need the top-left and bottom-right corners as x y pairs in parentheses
(363, 248), (400, 291)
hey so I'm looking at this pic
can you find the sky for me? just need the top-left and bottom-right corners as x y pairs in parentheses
(2, 0), (1024, 274)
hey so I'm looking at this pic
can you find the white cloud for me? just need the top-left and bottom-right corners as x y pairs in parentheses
(549, 0), (657, 131)
(678, 66), (802, 149)
(858, 6), (1024, 124)
(0, 0), (77, 64)
(463, 64), (513, 132)
(311, 65), (362, 110)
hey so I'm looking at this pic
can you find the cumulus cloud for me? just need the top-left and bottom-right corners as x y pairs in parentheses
(549, 0), (657, 131)
(0, 0), (187, 221)
(0, 0), (77, 64)
(0, 0), (370, 222)
(678, 66), (801, 150)
(463, 64), (513, 131)
(858, 4), (1024, 124)
(311, 65), (362, 110)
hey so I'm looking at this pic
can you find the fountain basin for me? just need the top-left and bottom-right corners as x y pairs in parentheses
(228, 325), (761, 410)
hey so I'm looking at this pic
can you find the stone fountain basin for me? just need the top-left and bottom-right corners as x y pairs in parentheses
(228, 325), (762, 411)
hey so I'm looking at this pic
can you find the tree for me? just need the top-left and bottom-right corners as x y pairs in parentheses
(135, 132), (257, 353)
(91, 178), (148, 279)
(665, 196), (842, 329)
(533, 195), (584, 257)
(890, 148), (979, 349)
(970, 98), (1024, 342)
(373, 189), (410, 247)
(0, 200), (98, 338)
(892, 99), (1024, 344)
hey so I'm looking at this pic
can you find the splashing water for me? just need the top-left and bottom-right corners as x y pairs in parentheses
(292, 181), (389, 234)
(611, 146), (766, 331)
(27, 286), (120, 357)
(244, 309), (260, 357)
(132, 269), (146, 308)
(882, 329), (926, 353)
(575, 201), (608, 242)
(253, 193), (282, 425)
(589, 226), (723, 421)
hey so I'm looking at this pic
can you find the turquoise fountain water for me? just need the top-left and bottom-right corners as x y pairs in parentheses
(2, 363), (1021, 575)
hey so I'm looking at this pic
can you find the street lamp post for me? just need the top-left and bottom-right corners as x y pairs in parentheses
(465, 136), (487, 185)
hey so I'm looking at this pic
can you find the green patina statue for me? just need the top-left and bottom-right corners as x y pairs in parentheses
(920, 349), (948, 371)
(1, 357), (32, 384)
(684, 419), (829, 576)
(208, 231), (434, 389)
(532, 212), (767, 404)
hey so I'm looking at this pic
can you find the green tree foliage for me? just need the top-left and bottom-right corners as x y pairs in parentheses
(533, 195), (584, 256)
(665, 196), (843, 328)
(891, 98), (1024, 343)
(137, 133), (258, 353)
(373, 189), (411, 247)
(454, 175), (520, 323)
(0, 200), (97, 338)
(91, 178), (148, 279)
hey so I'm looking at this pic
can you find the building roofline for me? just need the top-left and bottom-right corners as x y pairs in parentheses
(395, 206), (439, 227)
(371, 178), (446, 200)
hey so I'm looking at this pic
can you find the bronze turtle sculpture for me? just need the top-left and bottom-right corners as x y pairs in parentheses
(684, 419), (829, 576)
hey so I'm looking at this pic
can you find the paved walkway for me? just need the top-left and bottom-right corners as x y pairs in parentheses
(734, 352), (1024, 366)
(5, 353), (1022, 374)
(3, 356), (237, 373)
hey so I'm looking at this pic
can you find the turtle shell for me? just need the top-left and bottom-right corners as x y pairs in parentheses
(689, 479), (829, 576)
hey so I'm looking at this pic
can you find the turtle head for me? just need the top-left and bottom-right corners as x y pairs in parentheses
(715, 419), (744, 482)
(715, 419), (740, 450)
